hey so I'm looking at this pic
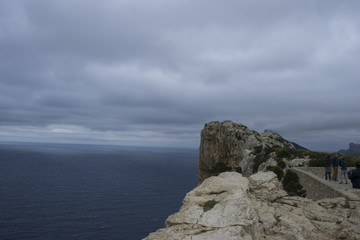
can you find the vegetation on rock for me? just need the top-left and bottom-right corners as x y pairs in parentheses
(252, 145), (273, 173)
(276, 147), (360, 167)
(235, 166), (242, 174)
(277, 159), (286, 169)
(267, 165), (284, 180)
(211, 162), (232, 175)
(282, 170), (306, 197)
(298, 149), (360, 167)
(276, 147), (292, 160)
(343, 199), (350, 209)
(274, 215), (281, 222)
(203, 200), (217, 212)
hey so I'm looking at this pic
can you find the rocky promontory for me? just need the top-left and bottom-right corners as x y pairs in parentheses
(198, 121), (294, 183)
(144, 121), (360, 240)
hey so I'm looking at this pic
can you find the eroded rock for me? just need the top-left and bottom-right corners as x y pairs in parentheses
(198, 121), (294, 183)
(144, 172), (360, 240)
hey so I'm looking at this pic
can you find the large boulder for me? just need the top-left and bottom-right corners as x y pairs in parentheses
(144, 172), (360, 240)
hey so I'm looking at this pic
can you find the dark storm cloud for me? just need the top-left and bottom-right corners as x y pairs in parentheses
(1, 0), (360, 150)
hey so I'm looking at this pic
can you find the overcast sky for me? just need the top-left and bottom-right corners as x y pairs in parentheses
(1, 0), (360, 152)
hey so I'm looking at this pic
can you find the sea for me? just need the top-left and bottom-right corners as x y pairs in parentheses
(0, 142), (199, 240)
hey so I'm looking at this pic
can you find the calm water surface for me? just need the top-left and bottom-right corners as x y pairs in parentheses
(0, 143), (198, 240)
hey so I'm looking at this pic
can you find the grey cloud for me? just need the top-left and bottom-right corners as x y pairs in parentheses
(1, 0), (360, 150)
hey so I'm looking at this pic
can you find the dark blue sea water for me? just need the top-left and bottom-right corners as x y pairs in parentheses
(0, 142), (198, 240)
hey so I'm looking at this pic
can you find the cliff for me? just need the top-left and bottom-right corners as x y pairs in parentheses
(144, 121), (360, 240)
(198, 121), (294, 183)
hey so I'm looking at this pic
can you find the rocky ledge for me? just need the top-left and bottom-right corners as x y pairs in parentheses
(144, 171), (360, 240)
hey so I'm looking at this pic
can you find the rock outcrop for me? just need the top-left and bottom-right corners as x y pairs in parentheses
(198, 121), (294, 183)
(144, 121), (360, 240)
(338, 143), (360, 156)
(144, 172), (360, 240)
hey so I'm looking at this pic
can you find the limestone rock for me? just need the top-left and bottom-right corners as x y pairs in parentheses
(288, 157), (309, 167)
(198, 121), (294, 183)
(258, 158), (277, 172)
(144, 172), (360, 240)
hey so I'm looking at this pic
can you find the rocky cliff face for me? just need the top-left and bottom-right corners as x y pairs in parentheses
(144, 121), (360, 240)
(338, 143), (360, 156)
(144, 172), (360, 240)
(198, 121), (294, 183)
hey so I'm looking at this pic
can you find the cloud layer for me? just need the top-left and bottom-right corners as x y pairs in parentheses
(1, 0), (360, 151)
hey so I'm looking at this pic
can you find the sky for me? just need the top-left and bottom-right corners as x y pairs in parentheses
(0, 0), (360, 152)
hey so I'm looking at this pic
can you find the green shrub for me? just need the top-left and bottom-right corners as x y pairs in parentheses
(264, 145), (274, 156)
(282, 170), (306, 197)
(338, 154), (360, 167)
(252, 145), (274, 173)
(275, 135), (287, 144)
(203, 200), (217, 212)
(306, 151), (360, 167)
(343, 199), (350, 209)
(235, 166), (242, 174)
(253, 145), (263, 154)
(291, 149), (328, 167)
(276, 147), (291, 160)
(290, 148), (305, 158)
(309, 159), (324, 167)
(212, 162), (232, 175)
(253, 155), (268, 173)
(277, 159), (286, 169)
(307, 151), (324, 160)
(267, 165), (284, 180)
(235, 132), (243, 141)
(291, 149), (325, 165)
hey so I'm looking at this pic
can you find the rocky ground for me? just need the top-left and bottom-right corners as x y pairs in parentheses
(144, 172), (360, 240)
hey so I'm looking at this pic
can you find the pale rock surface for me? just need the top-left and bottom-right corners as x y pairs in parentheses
(257, 158), (277, 172)
(288, 157), (310, 167)
(144, 172), (360, 240)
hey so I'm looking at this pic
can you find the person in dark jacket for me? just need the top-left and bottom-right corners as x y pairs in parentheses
(331, 154), (339, 181)
(324, 154), (332, 181)
(339, 157), (348, 184)
(348, 162), (360, 189)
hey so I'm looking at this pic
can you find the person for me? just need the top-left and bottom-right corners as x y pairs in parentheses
(331, 154), (339, 181)
(348, 162), (360, 189)
(324, 154), (332, 181)
(339, 157), (348, 184)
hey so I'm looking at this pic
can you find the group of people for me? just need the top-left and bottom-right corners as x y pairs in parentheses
(323, 154), (360, 188)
